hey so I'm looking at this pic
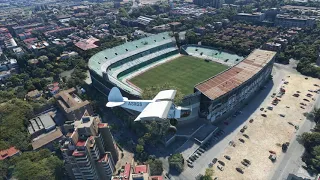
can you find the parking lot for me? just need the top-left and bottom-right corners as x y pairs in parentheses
(210, 73), (320, 180)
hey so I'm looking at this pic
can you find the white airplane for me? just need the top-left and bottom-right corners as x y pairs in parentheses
(106, 87), (191, 122)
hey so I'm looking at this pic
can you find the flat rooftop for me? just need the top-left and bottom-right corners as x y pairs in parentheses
(195, 49), (277, 100)
(28, 114), (56, 135)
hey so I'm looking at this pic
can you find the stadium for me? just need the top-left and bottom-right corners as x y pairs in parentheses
(88, 32), (277, 124)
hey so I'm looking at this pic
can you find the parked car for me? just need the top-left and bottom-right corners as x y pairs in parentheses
(303, 98), (310, 102)
(188, 163), (194, 168)
(261, 114), (267, 117)
(224, 155), (231, 160)
(243, 125), (248, 130)
(198, 148), (205, 153)
(239, 138), (245, 143)
(243, 159), (251, 165)
(241, 161), (249, 167)
(217, 165), (224, 171)
(301, 106), (305, 109)
(249, 119), (254, 123)
(240, 128), (245, 133)
(212, 158), (217, 164)
(267, 106), (273, 110)
(300, 103), (306, 106)
(279, 114), (286, 117)
(243, 134), (249, 139)
(269, 150), (276, 154)
(218, 160), (225, 166)
(187, 159), (192, 164)
(236, 167), (244, 174)
(293, 94), (300, 97)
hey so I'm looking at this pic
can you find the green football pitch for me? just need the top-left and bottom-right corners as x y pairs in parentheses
(129, 55), (229, 95)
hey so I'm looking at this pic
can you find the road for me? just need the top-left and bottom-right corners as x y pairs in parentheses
(269, 95), (319, 180)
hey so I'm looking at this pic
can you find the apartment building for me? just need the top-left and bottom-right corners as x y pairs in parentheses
(61, 111), (119, 180)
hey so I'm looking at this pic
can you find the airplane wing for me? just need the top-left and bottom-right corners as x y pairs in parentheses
(152, 90), (177, 101)
(135, 101), (172, 121)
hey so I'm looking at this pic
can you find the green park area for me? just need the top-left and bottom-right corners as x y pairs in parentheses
(130, 55), (228, 95)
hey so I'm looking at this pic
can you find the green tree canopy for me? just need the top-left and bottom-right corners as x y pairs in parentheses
(147, 159), (163, 176)
(168, 153), (184, 172)
(12, 149), (63, 180)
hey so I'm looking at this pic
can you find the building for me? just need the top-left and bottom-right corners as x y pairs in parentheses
(44, 27), (76, 37)
(54, 88), (93, 121)
(262, 42), (282, 52)
(75, 37), (100, 51)
(31, 41), (49, 52)
(12, 47), (24, 58)
(47, 82), (60, 95)
(32, 128), (63, 150)
(195, 49), (276, 123)
(28, 114), (63, 150)
(234, 12), (266, 23)
(26, 89), (42, 100)
(193, 0), (224, 8)
(0, 147), (20, 160)
(275, 14), (316, 28)
(59, 51), (79, 60)
(131, 165), (149, 179)
(0, 70), (12, 82)
(0, 58), (18, 72)
(137, 16), (154, 27)
(28, 114), (57, 139)
(60, 112), (118, 180)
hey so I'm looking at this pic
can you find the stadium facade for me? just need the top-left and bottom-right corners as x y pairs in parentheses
(195, 49), (276, 123)
(88, 32), (277, 124)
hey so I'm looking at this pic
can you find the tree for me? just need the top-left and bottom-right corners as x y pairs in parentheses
(200, 175), (213, 180)
(168, 153), (184, 172)
(12, 150), (63, 180)
(147, 159), (163, 176)
(136, 144), (144, 154)
(312, 108), (320, 123)
(205, 168), (214, 176)
(118, 8), (129, 18)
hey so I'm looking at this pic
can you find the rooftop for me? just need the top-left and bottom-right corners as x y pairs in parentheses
(134, 165), (148, 174)
(31, 129), (63, 150)
(75, 37), (99, 51)
(195, 49), (276, 100)
(28, 114), (56, 135)
(76, 140), (86, 147)
(88, 32), (172, 77)
(54, 88), (90, 113)
(121, 163), (131, 179)
(0, 147), (20, 160)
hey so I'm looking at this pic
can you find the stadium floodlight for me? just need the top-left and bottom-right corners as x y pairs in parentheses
(106, 87), (191, 122)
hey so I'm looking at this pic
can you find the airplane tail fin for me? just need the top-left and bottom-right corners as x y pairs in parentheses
(106, 87), (126, 107)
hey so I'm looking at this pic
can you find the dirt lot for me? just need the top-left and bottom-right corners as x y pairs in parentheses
(212, 73), (320, 180)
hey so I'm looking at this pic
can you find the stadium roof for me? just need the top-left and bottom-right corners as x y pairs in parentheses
(195, 49), (276, 100)
(88, 32), (173, 77)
